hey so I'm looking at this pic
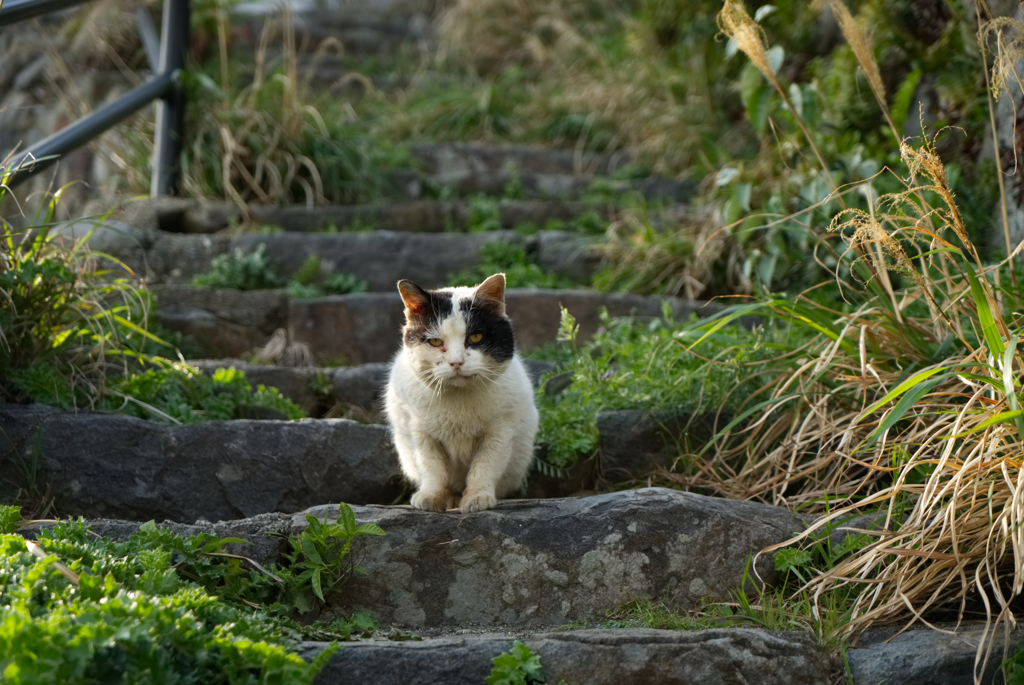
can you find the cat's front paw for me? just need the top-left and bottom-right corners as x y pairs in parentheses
(410, 490), (452, 512)
(460, 490), (497, 513)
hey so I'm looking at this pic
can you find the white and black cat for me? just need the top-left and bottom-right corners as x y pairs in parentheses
(384, 273), (538, 513)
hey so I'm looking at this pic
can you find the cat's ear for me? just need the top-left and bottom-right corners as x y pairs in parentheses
(474, 273), (506, 315)
(398, 280), (430, 318)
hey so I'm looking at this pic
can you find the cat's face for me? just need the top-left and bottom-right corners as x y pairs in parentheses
(397, 273), (515, 388)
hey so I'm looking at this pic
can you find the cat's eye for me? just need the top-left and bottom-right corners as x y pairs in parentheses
(427, 338), (444, 347)
(468, 332), (483, 344)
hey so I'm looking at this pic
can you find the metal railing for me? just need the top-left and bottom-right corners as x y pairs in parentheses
(0, 0), (190, 194)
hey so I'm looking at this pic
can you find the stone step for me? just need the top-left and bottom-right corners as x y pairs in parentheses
(287, 290), (721, 365)
(99, 225), (600, 289)
(186, 358), (558, 417)
(80, 488), (809, 628)
(847, 624), (1024, 685)
(301, 629), (832, 685)
(0, 404), (402, 522)
(408, 142), (637, 178)
(152, 286), (722, 364)
(144, 199), (614, 235)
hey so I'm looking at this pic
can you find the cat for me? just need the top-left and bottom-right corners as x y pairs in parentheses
(384, 273), (539, 513)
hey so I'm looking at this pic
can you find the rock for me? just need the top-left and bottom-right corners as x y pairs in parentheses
(504, 290), (724, 352)
(597, 410), (725, 480)
(52, 489), (809, 630)
(330, 363), (392, 410)
(534, 230), (602, 283)
(151, 284), (288, 337)
(289, 293), (405, 366)
(229, 230), (524, 291)
(143, 232), (231, 281)
(301, 488), (808, 628)
(247, 201), (461, 233)
(50, 218), (143, 255)
(409, 142), (634, 177)
(306, 629), (832, 685)
(0, 404), (402, 522)
(156, 307), (261, 359)
(847, 624), (1024, 685)
(288, 290), (725, 364)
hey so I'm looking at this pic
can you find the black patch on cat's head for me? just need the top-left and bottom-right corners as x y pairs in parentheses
(462, 298), (515, 363)
(398, 280), (453, 347)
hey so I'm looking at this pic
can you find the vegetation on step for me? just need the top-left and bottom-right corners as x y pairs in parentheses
(101, 363), (305, 423)
(0, 501), (388, 684)
(119, 6), (410, 205)
(0, 183), (304, 423)
(450, 242), (579, 290)
(193, 247), (369, 297)
(0, 194), (152, 409)
(535, 307), (805, 471)
(487, 641), (565, 685)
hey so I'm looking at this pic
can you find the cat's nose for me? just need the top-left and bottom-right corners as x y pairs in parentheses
(449, 360), (464, 369)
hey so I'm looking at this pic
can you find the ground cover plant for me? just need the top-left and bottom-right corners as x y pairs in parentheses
(192, 246), (369, 297)
(102, 363), (304, 423)
(535, 306), (808, 472)
(0, 501), (384, 684)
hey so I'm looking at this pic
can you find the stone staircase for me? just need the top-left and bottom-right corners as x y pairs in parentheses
(2, 1), (1018, 682)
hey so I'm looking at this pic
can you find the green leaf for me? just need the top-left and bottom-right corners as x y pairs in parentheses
(857, 367), (953, 421)
(964, 260), (1003, 359)
(300, 537), (323, 566)
(949, 410), (1024, 438)
(337, 503), (357, 537)
(311, 568), (324, 602)
(354, 523), (386, 537)
(861, 375), (947, 449)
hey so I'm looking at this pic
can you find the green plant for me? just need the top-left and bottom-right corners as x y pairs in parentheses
(194, 246), (368, 298)
(536, 306), (805, 470)
(0, 505), (21, 534)
(276, 502), (385, 613)
(486, 641), (564, 685)
(193, 243), (284, 290)
(0, 520), (340, 684)
(450, 242), (579, 290)
(101, 363), (305, 423)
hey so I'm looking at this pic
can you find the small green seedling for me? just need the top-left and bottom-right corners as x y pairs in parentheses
(282, 502), (385, 611)
(486, 641), (565, 685)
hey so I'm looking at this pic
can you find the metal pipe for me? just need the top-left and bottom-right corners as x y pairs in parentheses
(0, 0), (92, 27)
(134, 6), (160, 71)
(150, 0), (190, 196)
(2, 71), (176, 187)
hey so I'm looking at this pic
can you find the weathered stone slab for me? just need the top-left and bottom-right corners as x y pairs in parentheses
(68, 489), (808, 630)
(229, 230), (524, 291)
(304, 629), (832, 685)
(189, 359), (557, 417)
(408, 142), (634, 177)
(848, 624), (1024, 685)
(289, 290), (723, 364)
(597, 410), (726, 480)
(302, 488), (807, 628)
(152, 285), (288, 357)
(0, 404), (401, 522)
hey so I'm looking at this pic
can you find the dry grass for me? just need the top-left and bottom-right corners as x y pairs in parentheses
(595, 208), (749, 300)
(648, 130), (1024, 679)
